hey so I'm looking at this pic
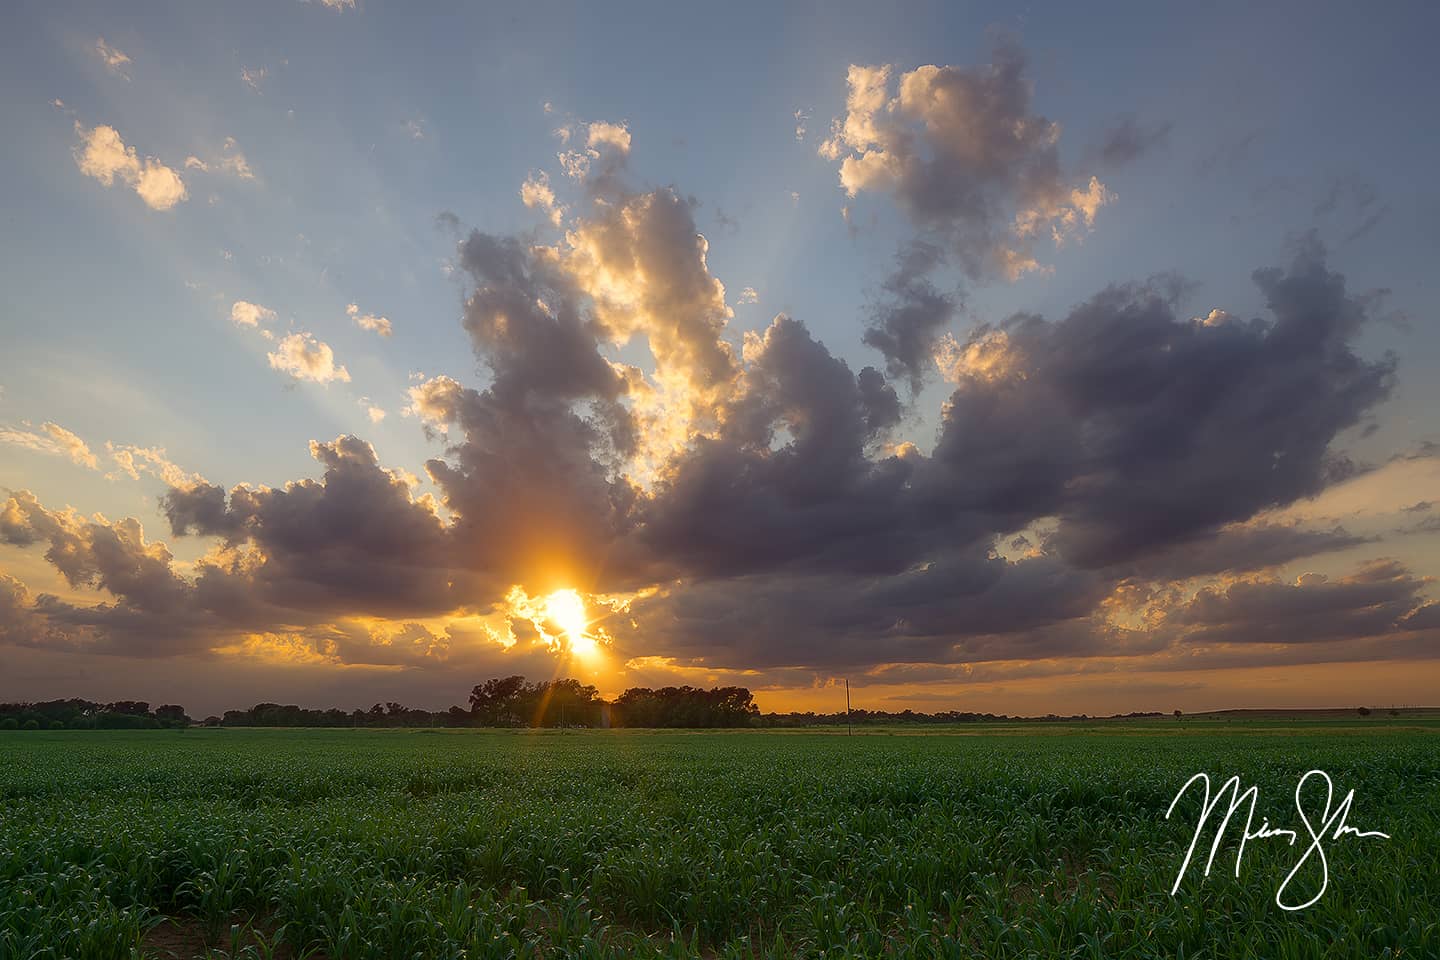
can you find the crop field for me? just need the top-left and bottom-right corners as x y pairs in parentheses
(1, 723), (1437, 959)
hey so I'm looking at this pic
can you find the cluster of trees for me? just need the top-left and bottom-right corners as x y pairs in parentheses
(613, 686), (759, 727)
(467, 677), (604, 727)
(0, 699), (191, 731)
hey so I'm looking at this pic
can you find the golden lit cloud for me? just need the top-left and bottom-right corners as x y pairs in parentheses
(73, 122), (188, 211)
(520, 171), (563, 225)
(403, 374), (463, 431)
(267, 332), (351, 383)
(105, 443), (194, 486)
(231, 300), (276, 329)
(346, 303), (393, 337)
(0, 422), (99, 471)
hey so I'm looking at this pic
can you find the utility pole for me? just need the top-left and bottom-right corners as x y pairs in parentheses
(846, 678), (852, 736)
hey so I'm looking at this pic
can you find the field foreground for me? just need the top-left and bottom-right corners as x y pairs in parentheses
(1, 723), (1437, 959)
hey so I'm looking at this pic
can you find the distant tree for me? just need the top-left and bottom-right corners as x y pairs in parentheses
(0, 718), (16, 730)
(21, 719), (39, 731)
(1390, 709), (1401, 717)
(469, 676), (527, 725)
(1174, 709), (1183, 722)
(155, 704), (190, 726)
(1357, 706), (1372, 717)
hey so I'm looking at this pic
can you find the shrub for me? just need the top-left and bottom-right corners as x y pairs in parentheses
(0, 718), (17, 731)
(21, 719), (40, 731)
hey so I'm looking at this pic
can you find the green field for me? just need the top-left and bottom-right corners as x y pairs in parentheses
(2, 723), (1437, 959)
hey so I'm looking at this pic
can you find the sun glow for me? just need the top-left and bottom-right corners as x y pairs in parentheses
(543, 588), (597, 656)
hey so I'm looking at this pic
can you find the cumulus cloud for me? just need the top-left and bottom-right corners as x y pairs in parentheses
(404, 375), (464, 432)
(819, 41), (1110, 279)
(7, 121), (1431, 693)
(73, 123), (187, 210)
(865, 240), (957, 389)
(925, 235), (1394, 567)
(267, 333), (351, 383)
(520, 171), (563, 225)
(557, 119), (632, 187)
(346, 303), (392, 337)
(231, 300), (276, 329)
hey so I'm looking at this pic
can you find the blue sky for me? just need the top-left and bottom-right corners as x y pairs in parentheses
(2, 1), (1438, 715)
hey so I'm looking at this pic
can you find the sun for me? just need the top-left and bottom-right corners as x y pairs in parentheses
(543, 588), (597, 657)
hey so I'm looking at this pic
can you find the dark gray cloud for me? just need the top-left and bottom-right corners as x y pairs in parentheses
(1115, 523), (1370, 582)
(1168, 560), (1433, 646)
(925, 234), (1396, 567)
(1096, 116), (1172, 169)
(862, 240), (957, 391)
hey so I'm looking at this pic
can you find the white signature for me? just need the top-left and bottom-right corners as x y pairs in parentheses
(1165, 769), (1390, 911)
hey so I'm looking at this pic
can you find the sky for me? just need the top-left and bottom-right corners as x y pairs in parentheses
(2, 0), (1439, 718)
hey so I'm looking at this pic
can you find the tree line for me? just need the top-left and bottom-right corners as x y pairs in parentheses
(0, 699), (191, 731)
(0, 679), (763, 730)
(29, 687), (1388, 731)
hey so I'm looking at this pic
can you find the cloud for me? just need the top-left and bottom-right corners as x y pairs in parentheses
(520, 172), (562, 226)
(312, 0), (355, 10)
(1168, 560), (1434, 647)
(737, 287), (759, 305)
(8, 123), (1431, 696)
(346, 303), (392, 337)
(557, 120), (632, 187)
(94, 38), (131, 79)
(267, 333), (351, 383)
(73, 123), (187, 210)
(231, 300), (277, 329)
(1096, 116), (1172, 169)
(587, 121), (631, 153)
(864, 240), (957, 390)
(366, 405), (386, 423)
(925, 235), (1394, 567)
(185, 138), (255, 180)
(105, 443), (195, 486)
(403, 375), (464, 432)
(0, 422), (99, 470)
(44, 424), (99, 471)
(819, 40), (1110, 279)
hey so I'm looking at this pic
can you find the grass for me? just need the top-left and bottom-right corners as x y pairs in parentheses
(1, 722), (1436, 959)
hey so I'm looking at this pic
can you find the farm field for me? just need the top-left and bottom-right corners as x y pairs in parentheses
(1, 723), (1437, 959)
